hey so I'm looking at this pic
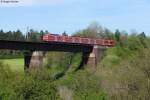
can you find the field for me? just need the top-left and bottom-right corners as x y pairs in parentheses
(0, 58), (24, 72)
(0, 58), (47, 72)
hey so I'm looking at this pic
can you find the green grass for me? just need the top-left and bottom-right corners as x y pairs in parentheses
(0, 58), (47, 72)
(0, 58), (24, 72)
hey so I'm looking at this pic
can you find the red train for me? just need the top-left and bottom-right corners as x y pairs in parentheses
(43, 34), (115, 46)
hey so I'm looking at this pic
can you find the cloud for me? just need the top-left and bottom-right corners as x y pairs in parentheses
(0, 0), (71, 7)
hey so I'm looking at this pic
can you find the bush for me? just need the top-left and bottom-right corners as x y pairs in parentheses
(57, 70), (107, 100)
(14, 76), (58, 100)
(101, 55), (121, 67)
(99, 49), (150, 100)
(0, 63), (59, 100)
(0, 62), (17, 100)
(101, 34), (148, 67)
(67, 53), (82, 73)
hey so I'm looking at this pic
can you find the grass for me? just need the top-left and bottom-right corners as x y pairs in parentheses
(0, 58), (24, 72)
(0, 58), (47, 72)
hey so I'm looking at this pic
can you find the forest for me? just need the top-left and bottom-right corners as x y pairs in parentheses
(0, 22), (150, 100)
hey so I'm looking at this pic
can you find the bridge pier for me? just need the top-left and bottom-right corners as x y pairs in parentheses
(23, 46), (106, 71)
(24, 51), (32, 71)
(30, 51), (43, 69)
(24, 51), (43, 71)
(83, 45), (107, 69)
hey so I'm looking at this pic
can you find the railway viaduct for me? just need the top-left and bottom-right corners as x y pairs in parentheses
(0, 40), (109, 71)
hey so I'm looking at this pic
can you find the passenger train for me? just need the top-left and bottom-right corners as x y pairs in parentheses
(43, 34), (115, 46)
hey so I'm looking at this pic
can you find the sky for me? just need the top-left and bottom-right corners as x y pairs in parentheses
(0, 0), (150, 35)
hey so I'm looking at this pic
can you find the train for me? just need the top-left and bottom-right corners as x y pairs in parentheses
(43, 34), (116, 46)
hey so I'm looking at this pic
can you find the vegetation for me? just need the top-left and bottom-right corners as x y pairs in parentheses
(0, 29), (47, 59)
(0, 58), (24, 72)
(99, 48), (150, 100)
(0, 22), (150, 100)
(0, 63), (59, 100)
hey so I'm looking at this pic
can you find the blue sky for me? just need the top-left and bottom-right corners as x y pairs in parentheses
(0, 0), (150, 35)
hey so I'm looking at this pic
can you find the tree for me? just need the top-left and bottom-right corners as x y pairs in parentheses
(73, 22), (114, 39)
(103, 28), (114, 39)
(39, 30), (46, 41)
(73, 22), (101, 38)
(27, 29), (41, 42)
(138, 32), (147, 48)
(13, 30), (25, 41)
(62, 31), (68, 36)
(0, 29), (5, 40)
(115, 29), (121, 42)
(6, 31), (13, 40)
(88, 22), (103, 33)
(45, 30), (49, 34)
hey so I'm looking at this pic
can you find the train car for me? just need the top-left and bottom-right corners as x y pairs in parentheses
(43, 34), (59, 42)
(95, 39), (104, 45)
(72, 36), (81, 43)
(80, 37), (90, 44)
(56, 35), (64, 42)
(43, 33), (116, 46)
(63, 36), (73, 43)
(110, 40), (116, 46)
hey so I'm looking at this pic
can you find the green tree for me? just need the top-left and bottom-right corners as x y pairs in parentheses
(138, 32), (147, 48)
(115, 29), (121, 42)
(27, 29), (41, 42)
(13, 30), (25, 41)
(103, 28), (114, 39)
(0, 29), (5, 40)
(73, 22), (114, 39)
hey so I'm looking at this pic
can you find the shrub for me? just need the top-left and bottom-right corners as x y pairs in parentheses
(58, 70), (107, 100)
(13, 69), (59, 100)
(99, 49), (150, 100)
(0, 63), (59, 100)
(0, 62), (17, 100)
(101, 55), (121, 67)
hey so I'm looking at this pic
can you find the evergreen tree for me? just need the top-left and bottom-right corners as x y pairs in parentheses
(115, 29), (121, 42)
(0, 29), (4, 40)
(62, 31), (68, 36)
(13, 30), (25, 41)
(138, 32), (147, 48)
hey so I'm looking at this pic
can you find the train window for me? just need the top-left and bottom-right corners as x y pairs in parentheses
(90, 39), (95, 44)
(74, 38), (80, 43)
(64, 37), (73, 42)
(81, 38), (89, 44)
(104, 40), (109, 45)
(57, 36), (63, 42)
(43, 36), (48, 41)
(48, 35), (55, 41)
(96, 39), (102, 44)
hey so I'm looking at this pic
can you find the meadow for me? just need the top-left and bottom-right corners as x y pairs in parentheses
(0, 58), (47, 72)
(0, 58), (24, 72)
